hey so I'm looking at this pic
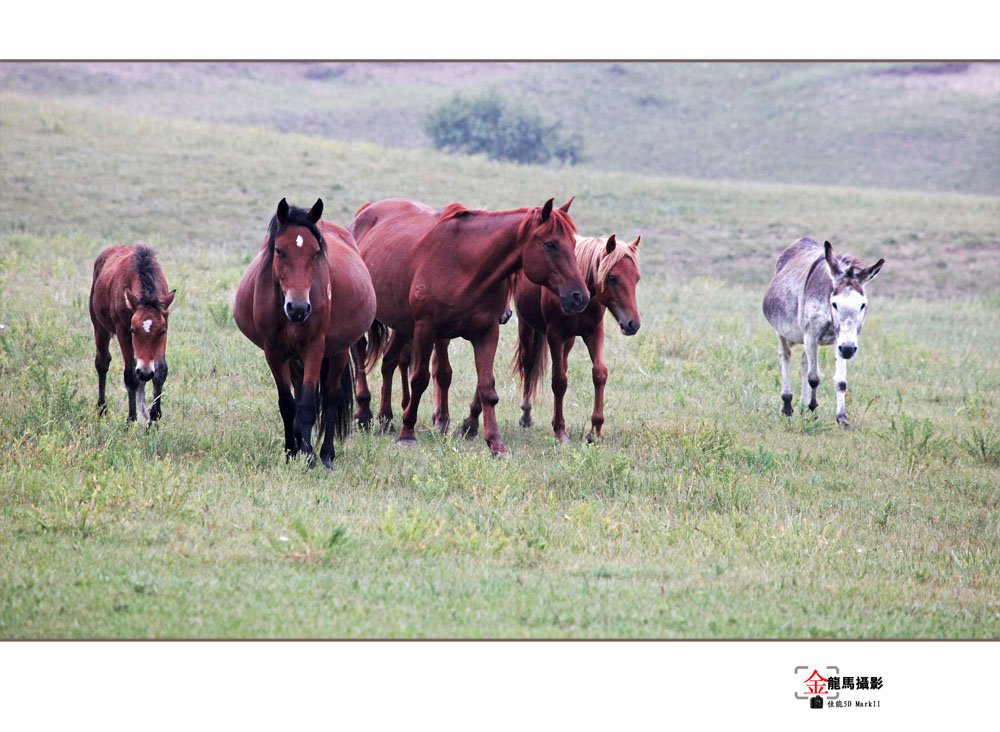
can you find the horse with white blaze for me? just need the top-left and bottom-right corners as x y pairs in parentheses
(762, 238), (885, 428)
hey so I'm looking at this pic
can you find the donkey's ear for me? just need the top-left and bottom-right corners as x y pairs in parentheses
(558, 196), (574, 213)
(161, 289), (176, 311)
(606, 234), (617, 254)
(308, 198), (323, 223)
(859, 258), (884, 284)
(539, 198), (554, 222)
(124, 287), (138, 311)
(824, 240), (843, 278)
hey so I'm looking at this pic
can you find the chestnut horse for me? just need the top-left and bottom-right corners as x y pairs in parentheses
(514, 233), (641, 443)
(234, 198), (376, 468)
(89, 245), (176, 423)
(350, 197), (589, 456)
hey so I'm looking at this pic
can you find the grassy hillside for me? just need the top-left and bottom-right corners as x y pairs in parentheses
(1, 94), (999, 638)
(3, 61), (998, 195)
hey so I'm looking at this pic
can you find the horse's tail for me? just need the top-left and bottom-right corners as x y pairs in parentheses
(512, 327), (548, 402)
(315, 355), (355, 447)
(363, 319), (390, 373)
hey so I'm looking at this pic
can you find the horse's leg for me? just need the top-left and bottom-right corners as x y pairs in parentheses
(834, 352), (851, 429)
(93, 324), (112, 415)
(778, 335), (794, 416)
(149, 362), (167, 422)
(431, 338), (453, 434)
(549, 332), (573, 444)
(293, 342), (325, 466)
(583, 326), (608, 443)
(803, 334), (820, 412)
(398, 323), (434, 446)
(469, 325), (508, 456)
(115, 325), (139, 422)
(398, 341), (411, 412)
(461, 391), (482, 439)
(319, 350), (351, 468)
(517, 318), (537, 428)
(351, 338), (373, 431)
(377, 332), (409, 433)
(265, 349), (297, 458)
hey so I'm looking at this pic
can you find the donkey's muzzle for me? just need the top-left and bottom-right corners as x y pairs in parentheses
(285, 300), (312, 323)
(838, 344), (857, 360)
(560, 289), (588, 315)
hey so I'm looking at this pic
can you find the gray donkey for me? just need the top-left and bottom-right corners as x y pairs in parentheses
(763, 238), (884, 428)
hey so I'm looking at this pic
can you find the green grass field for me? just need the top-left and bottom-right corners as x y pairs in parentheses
(1, 88), (999, 638)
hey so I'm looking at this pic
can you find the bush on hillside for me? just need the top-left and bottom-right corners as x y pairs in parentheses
(425, 92), (583, 165)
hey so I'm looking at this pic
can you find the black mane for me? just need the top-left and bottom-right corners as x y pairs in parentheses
(267, 206), (326, 254)
(133, 246), (164, 308)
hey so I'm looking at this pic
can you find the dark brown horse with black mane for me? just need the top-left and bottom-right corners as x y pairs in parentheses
(90, 245), (176, 423)
(234, 198), (377, 468)
(514, 233), (641, 443)
(350, 197), (589, 456)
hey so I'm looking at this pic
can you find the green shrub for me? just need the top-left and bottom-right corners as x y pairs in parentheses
(425, 92), (582, 165)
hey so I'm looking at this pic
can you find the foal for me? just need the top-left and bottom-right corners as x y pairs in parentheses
(89, 245), (176, 423)
(762, 238), (884, 428)
(514, 234), (641, 442)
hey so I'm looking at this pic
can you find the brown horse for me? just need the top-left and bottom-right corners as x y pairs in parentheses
(89, 245), (176, 423)
(513, 233), (641, 443)
(234, 198), (377, 468)
(350, 197), (589, 456)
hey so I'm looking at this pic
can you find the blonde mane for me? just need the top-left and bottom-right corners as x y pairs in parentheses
(574, 234), (639, 288)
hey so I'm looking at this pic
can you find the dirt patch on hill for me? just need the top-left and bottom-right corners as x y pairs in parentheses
(872, 61), (999, 97)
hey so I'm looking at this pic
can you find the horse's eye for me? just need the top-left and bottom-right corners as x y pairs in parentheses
(275, 249), (284, 258)
(607, 275), (618, 284)
(543, 240), (557, 251)
(832, 302), (839, 311)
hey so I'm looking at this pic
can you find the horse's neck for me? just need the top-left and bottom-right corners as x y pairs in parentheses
(463, 213), (528, 290)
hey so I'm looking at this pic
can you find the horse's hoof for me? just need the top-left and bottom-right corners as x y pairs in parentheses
(396, 437), (417, 447)
(461, 419), (479, 439)
(434, 419), (450, 435)
(586, 432), (599, 444)
(491, 446), (511, 458)
(555, 432), (570, 444)
(837, 415), (852, 430)
(322, 457), (335, 470)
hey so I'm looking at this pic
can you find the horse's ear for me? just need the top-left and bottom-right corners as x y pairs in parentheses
(124, 288), (137, 311)
(276, 198), (289, 226)
(606, 234), (617, 254)
(824, 241), (843, 278)
(161, 289), (176, 311)
(632, 235), (641, 249)
(539, 198), (554, 222)
(308, 198), (323, 223)
(860, 258), (885, 284)
(558, 196), (574, 213)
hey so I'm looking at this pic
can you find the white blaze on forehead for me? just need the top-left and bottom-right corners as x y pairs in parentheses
(327, 283), (332, 301)
(296, 235), (303, 248)
(142, 319), (152, 333)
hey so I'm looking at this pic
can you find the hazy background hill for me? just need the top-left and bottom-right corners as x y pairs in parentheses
(3, 61), (998, 195)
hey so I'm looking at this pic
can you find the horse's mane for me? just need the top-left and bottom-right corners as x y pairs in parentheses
(267, 206), (326, 254)
(575, 235), (639, 288)
(132, 245), (164, 308)
(439, 203), (577, 244)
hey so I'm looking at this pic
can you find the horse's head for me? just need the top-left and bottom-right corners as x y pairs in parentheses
(124, 287), (175, 382)
(269, 198), (325, 323)
(596, 234), (642, 335)
(519, 198), (589, 315)
(825, 241), (884, 360)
